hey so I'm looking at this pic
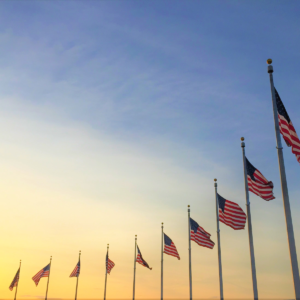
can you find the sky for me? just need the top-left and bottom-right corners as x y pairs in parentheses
(0, 0), (300, 299)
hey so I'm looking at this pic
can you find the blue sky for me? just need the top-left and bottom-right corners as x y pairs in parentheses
(0, 1), (300, 299)
(2, 0), (299, 190)
(1, 1), (300, 159)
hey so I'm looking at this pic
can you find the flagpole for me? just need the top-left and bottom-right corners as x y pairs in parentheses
(267, 58), (300, 300)
(214, 179), (224, 300)
(14, 260), (21, 300)
(133, 235), (137, 300)
(45, 256), (52, 300)
(188, 205), (192, 300)
(104, 245), (109, 300)
(241, 138), (259, 300)
(75, 251), (81, 300)
(161, 222), (164, 300)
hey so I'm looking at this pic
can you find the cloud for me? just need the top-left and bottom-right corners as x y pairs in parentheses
(0, 2), (300, 299)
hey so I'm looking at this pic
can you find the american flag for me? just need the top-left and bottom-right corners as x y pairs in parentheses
(246, 157), (275, 201)
(190, 218), (215, 249)
(106, 252), (115, 274)
(70, 260), (80, 277)
(32, 263), (50, 286)
(9, 268), (20, 291)
(163, 233), (180, 260)
(275, 88), (300, 164)
(217, 193), (246, 230)
(136, 246), (152, 270)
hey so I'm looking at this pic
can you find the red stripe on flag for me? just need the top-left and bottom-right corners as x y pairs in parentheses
(136, 254), (152, 270)
(106, 258), (115, 274)
(278, 114), (300, 164)
(164, 242), (180, 260)
(70, 264), (80, 278)
(247, 170), (275, 201)
(190, 226), (215, 249)
(32, 270), (49, 286)
(219, 200), (246, 230)
(9, 269), (20, 291)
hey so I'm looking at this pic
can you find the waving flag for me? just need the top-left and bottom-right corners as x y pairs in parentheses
(70, 260), (80, 277)
(136, 246), (152, 270)
(217, 194), (246, 230)
(163, 233), (180, 259)
(246, 157), (275, 201)
(106, 252), (115, 274)
(32, 264), (50, 286)
(275, 88), (300, 164)
(190, 218), (215, 249)
(9, 268), (20, 291)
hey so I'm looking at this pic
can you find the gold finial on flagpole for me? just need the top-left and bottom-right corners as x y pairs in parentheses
(267, 58), (272, 65)
(214, 178), (217, 181)
(241, 137), (245, 147)
(188, 205), (190, 207)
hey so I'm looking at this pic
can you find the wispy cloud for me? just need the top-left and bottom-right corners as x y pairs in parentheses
(0, 1), (299, 299)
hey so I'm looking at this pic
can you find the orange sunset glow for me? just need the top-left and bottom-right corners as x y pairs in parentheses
(1, 1), (300, 300)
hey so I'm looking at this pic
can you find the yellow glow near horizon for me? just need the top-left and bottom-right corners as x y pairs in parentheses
(0, 102), (298, 300)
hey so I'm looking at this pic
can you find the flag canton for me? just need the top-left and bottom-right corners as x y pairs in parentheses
(76, 261), (80, 271)
(275, 88), (290, 123)
(190, 218), (199, 233)
(163, 233), (180, 259)
(245, 157), (256, 180)
(163, 233), (173, 246)
(217, 194), (226, 212)
(43, 264), (50, 272)
(137, 246), (141, 254)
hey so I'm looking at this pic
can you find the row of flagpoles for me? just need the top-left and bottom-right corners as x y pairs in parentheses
(9, 247), (115, 300)
(7, 60), (300, 300)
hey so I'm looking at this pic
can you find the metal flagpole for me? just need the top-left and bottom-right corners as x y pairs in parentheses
(104, 245), (109, 300)
(14, 260), (21, 300)
(75, 251), (81, 300)
(214, 179), (224, 300)
(45, 256), (52, 300)
(161, 222), (164, 300)
(241, 138), (259, 300)
(188, 205), (192, 300)
(267, 58), (300, 300)
(133, 235), (137, 300)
